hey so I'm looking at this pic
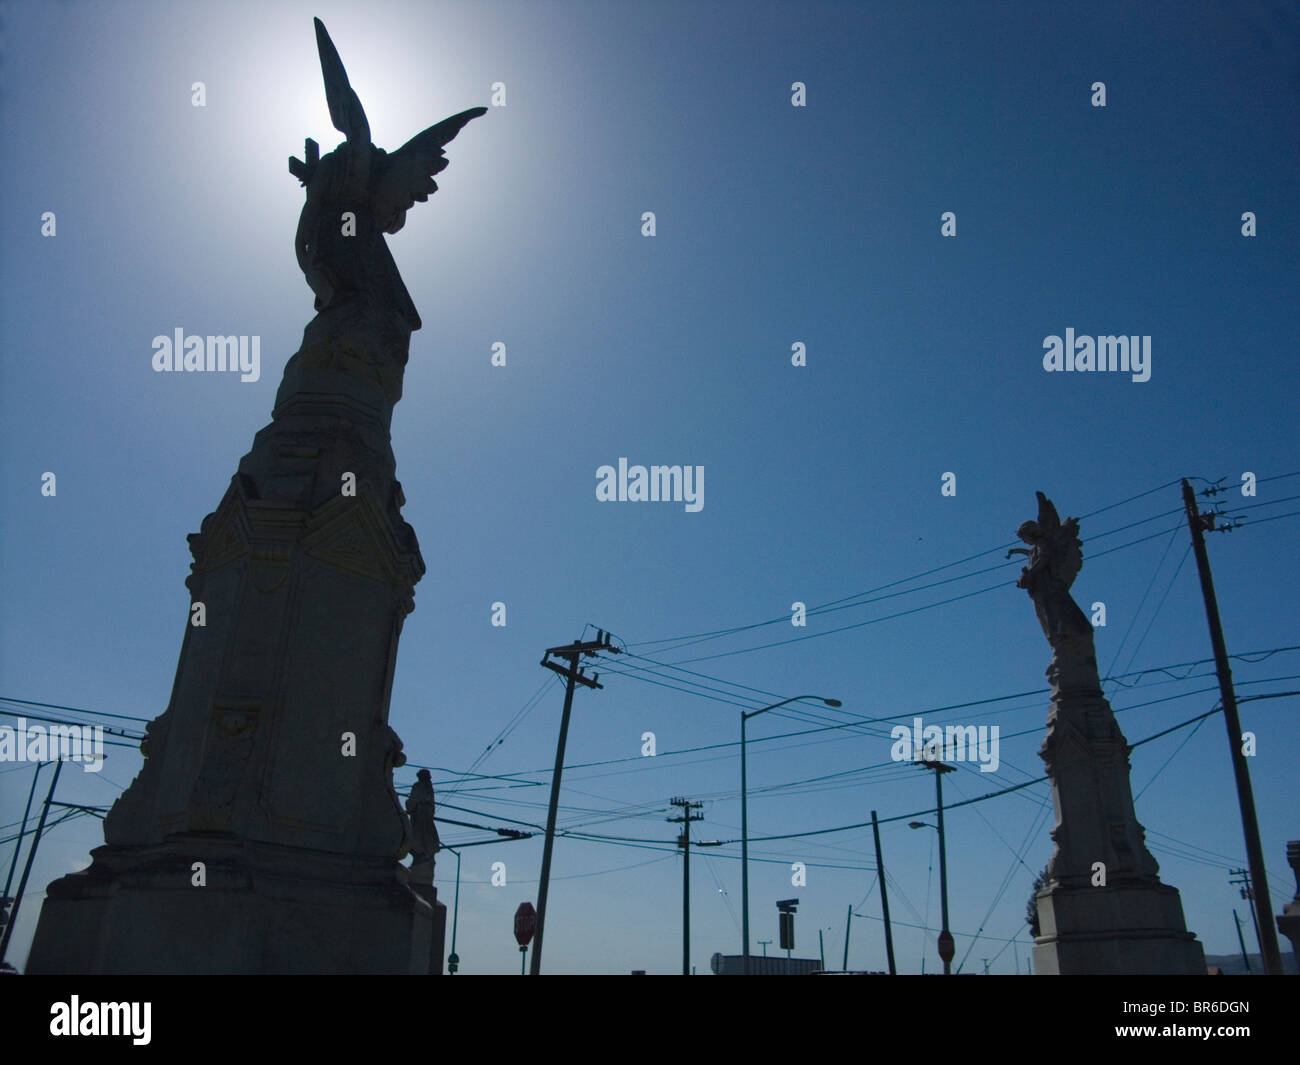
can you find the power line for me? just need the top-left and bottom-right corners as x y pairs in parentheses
(1101, 527), (1183, 684)
(0, 697), (151, 724)
(624, 477), (1298, 666)
(630, 479), (1196, 655)
(723, 695), (1287, 846)
(668, 524), (1189, 665)
(421, 647), (1298, 791)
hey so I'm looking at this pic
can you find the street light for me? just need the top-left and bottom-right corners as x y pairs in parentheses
(443, 845), (462, 974)
(741, 694), (841, 975)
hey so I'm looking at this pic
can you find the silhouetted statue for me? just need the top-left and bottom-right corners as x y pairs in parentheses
(289, 18), (486, 332)
(1008, 491), (1091, 644)
(1011, 493), (1207, 974)
(406, 768), (441, 874)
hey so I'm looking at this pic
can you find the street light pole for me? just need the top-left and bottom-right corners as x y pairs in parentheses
(741, 711), (750, 973)
(741, 694), (841, 975)
(446, 846), (461, 973)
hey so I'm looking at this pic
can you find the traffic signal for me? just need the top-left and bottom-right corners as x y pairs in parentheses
(779, 910), (794, 950)
(776, 898), (799, 950)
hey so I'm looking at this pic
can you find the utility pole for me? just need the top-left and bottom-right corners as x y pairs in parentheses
(818, 928), (825, 970)
(842, 903), (852, 971)
(2, 763), (43, 906)
(0, 760), (62, 968)
(668, 796), (703, 975)
(871, 810), (896, 975)
(919, 760), (956, 974)
(1229, 868), (1263, 959)
(1232, 909), (1251, 972)
(530, 630), (619, 975)
(1182, 479), (1283, 975)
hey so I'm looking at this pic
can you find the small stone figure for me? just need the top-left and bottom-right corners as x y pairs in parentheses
(406, 768), (441, 881)
(1008, 491), (1092, 644)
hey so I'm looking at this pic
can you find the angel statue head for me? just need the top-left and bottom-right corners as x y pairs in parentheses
(1016, 519), (1042, 543)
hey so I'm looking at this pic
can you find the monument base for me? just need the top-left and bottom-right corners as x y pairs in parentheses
(408, 879), (448, 974)
(1033, 882), (1206, 975)
(25, 834), (435, 974)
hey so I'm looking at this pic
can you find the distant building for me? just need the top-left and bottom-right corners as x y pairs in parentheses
(710, 952), (822, 975)
(1203, 952), (1299, 975)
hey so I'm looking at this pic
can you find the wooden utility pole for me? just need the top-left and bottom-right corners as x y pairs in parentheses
(919, 760), (956, 974)
(668, 797), (703, 975)
(1232, 908), (1251, 971)
(871, 809), (896, 975)
(530, 632), (619, 975)
(842, 903), (852, 971)
(1181, 479), (1283, 975)
(0, 760), (62, 968)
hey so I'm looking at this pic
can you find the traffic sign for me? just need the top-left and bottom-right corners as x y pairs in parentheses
(937, 929), (955, 963)
(514, 901), (537, 947)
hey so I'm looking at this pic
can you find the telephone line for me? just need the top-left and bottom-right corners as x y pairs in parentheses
(632, 478), (1198, 654)
(426, 648), (1297, 789)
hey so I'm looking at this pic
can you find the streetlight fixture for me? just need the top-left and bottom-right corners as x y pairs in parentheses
(741, 694), (842, 975)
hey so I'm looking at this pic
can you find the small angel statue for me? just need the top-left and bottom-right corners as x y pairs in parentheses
(1008, 492), (1093, 644)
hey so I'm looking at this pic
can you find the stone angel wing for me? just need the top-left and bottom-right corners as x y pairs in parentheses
(315, 18), (370, 146)
(1036, 491), (1083, 590)
(372, 108), (489, 234)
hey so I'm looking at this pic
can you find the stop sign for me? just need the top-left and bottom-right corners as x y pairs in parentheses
(514, 902), (537, 947)
(937, 930), (954, 964)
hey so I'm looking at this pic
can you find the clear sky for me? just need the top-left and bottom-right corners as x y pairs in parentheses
(2, 0), (1297, 975)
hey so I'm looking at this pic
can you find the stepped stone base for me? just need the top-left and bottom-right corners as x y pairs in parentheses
(1034, 882), (1206, 975)
(27, 834), (436, 974)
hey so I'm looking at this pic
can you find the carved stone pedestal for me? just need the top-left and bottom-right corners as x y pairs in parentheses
(26, 319), (436, 974)
(29, 835), (434, 974)
(407, 879), (448, 975)
(1276, 840), (1300, 968)
(1032, 633), (1205, 975)
(1034, 883), (1206, 975)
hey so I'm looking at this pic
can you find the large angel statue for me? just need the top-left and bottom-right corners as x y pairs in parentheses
(288, 18), (486, 331)
(1008, 492), (1092, 644)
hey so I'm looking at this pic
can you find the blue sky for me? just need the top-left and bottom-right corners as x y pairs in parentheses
(2, 0), (1297, 974)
